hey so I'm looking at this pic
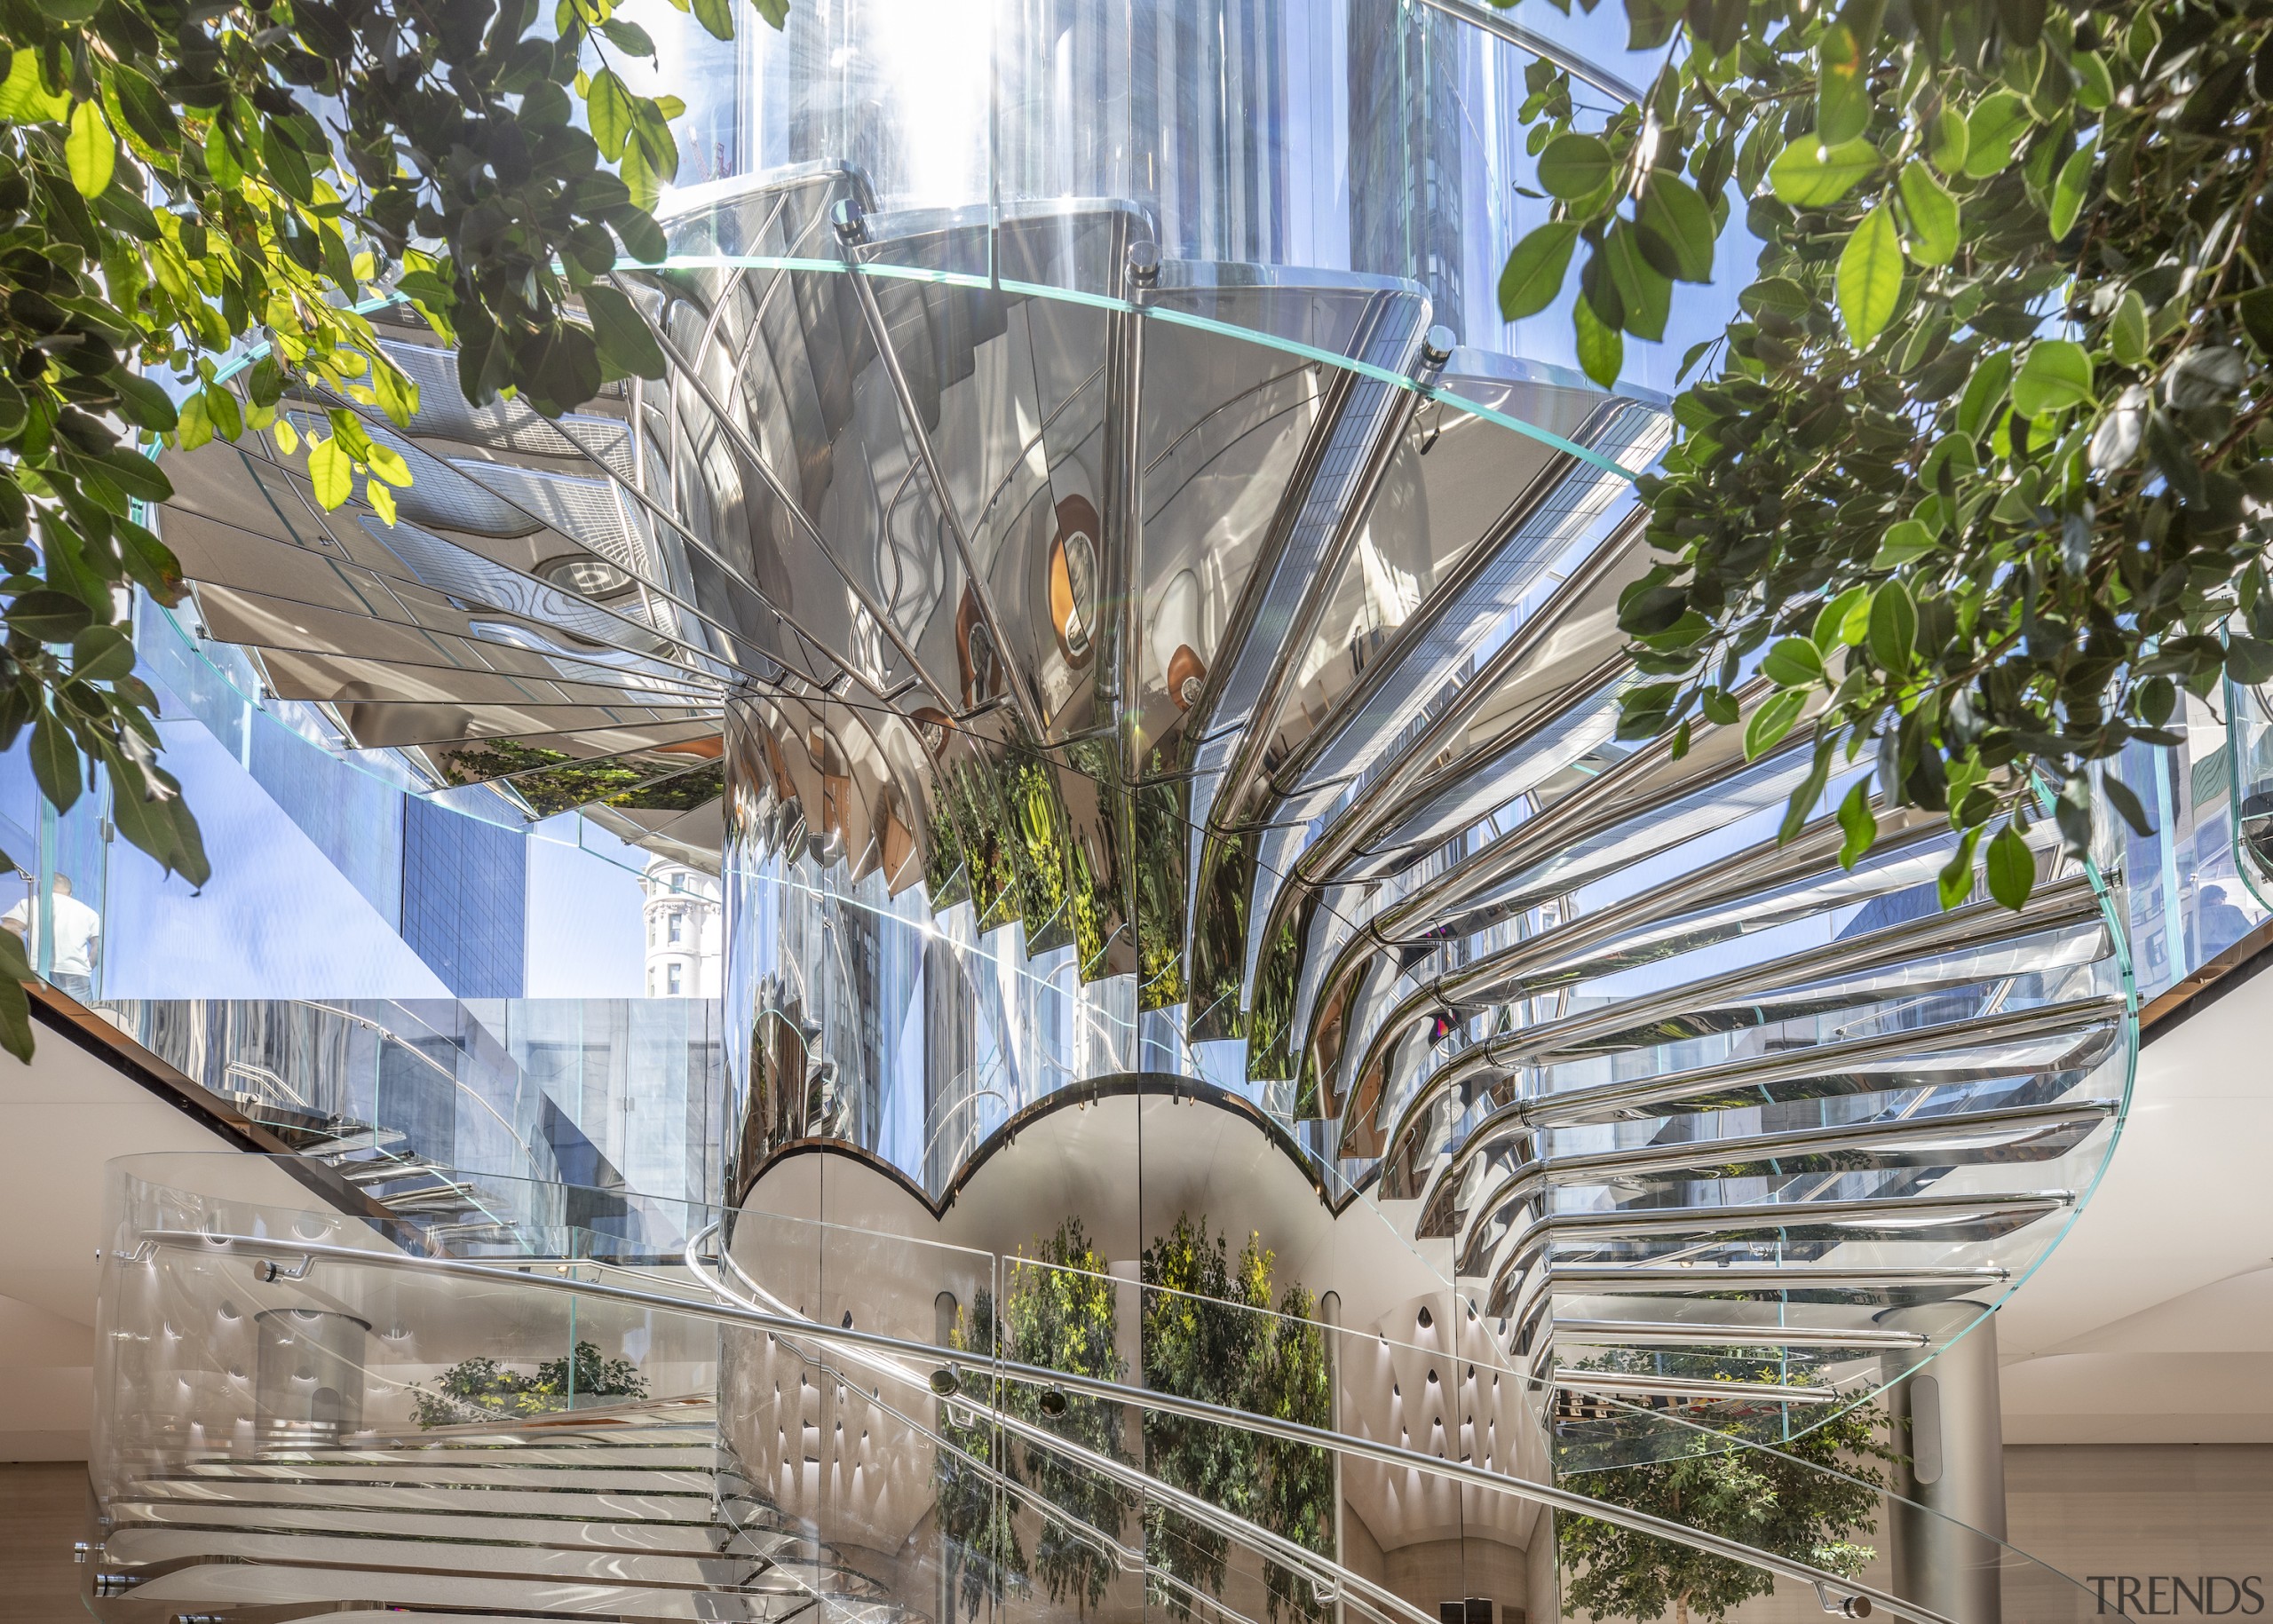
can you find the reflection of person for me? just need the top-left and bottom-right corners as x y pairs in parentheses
(3, 873), (99, 1001)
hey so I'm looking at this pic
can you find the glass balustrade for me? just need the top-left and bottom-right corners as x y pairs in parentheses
(87, 1152), (2143, 1624)
(40, 5), (2273, 1618)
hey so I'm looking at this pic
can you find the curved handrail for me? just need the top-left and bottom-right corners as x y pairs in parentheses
(694, 1225), (1336, 1624)
(295, 999), (549, 1188)
(131, 1226), (1938, 1624)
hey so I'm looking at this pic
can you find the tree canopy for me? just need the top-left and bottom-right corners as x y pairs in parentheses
(1504, 0), (2273, 910)
(0, 0), (779, 1052)
(1556, 1381), (1897, 1623)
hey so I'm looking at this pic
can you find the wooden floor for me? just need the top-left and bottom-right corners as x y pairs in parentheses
(0, 1463), (88, 1622)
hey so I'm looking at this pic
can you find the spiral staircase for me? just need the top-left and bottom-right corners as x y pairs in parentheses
(88, 1398), (898, 1623)
(70, 79), (2166, 1616)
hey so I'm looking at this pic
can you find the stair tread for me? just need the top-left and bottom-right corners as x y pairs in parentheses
(104, 1526), (884, 1590)
(119, 1561), (877, 1618)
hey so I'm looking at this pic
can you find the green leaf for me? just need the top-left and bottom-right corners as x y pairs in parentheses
(1873, 519), (1937, 567)
(582, 283), (668, 379)
(202, 117), (242, 188)
(619, 136), (660, 211)
(28, 709), (80, 814)
(1836, 204), (1903, 345)
(72, 625), (134, 684)
(1985, 821), (2035, 910)
(202, 385), (242, 443)
(2103, 772), (2155, 838)
(1743, 689), (1806, 760)
(67, 100), (115, 197)
(2111, 289), (2150, 367)
(176, 391), (214, 452)
(1928, 107), (1969, 175)
(1497, 221), (1580, 321)
(109, 66), (178, 150)
(366, 444), (412, 487)
(1638, 174), (1715, 282)
(1769, 135), (1881, 206)
(586, 67), (638, 162)
(116, 519), (186, 604)
(2010, 339), (2094, 418)
(0, 53), (69, 123)
(1817, 20), (1870, 145)
(1604, 224), (1671, 342)
(1835, 778), (1878, 868)
(111, 371), (177, 433)
(1761, 636), (1826, 687)
(1573, 294), (1623, 388)
(1537, 133), (1613, 199)
(99, 448), (172, 504)
(1812, 583), (1869, 650)
(372, 356), (422, 426)
(1964, 91), (2031, 178)
(2049, 139), (2095, 238)
(692, 0), (734, 38)
(306, 434), (352, 508)
(1780, 738), (1834, 843)
(1937, 826), (1982, 909)
(1896, 162), (1959, 266)
(598, 17), (657, 54)
(2229, 636), (2273, 685)
(7, 590), (94, 643)
(259, 123), (313, 202)
(104, 755), (210, 886)
(609, 207), (669, 265)
(1957, 348), (2014, 439)
(1866, 579), (1917, 672)
(0, 932), (32, 1059)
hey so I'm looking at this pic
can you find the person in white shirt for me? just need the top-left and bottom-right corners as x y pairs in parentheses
(3, 873), (99, 1001)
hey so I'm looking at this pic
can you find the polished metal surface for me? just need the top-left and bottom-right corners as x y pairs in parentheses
(153, 139), (2130, 1462)
(118, 1226), (1935, 1624)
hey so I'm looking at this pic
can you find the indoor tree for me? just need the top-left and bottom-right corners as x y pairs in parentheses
(1501, 0), (2273, 908)
(935, 1220), (1137, 1621)
(1555, 1370), (1898, 1624)
(0, 0), (782, 1056)
(1141, 1214), (1334, 1623)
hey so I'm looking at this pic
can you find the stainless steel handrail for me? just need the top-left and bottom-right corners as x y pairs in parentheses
(130, 1226), (1948, 1624)
(699, 1224), (1425, 1624)
(701, 1231), (1373, 1624)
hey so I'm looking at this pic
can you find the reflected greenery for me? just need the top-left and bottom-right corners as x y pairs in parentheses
(411, 1339), (649, 1429)
(933, 1213), (1333, 1622)
(1555, 1360), (1897, 1624)
(1142, 1214), (1334, 1623)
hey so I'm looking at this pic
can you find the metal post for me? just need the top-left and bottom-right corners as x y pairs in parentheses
(252, 1307), (369, 1447)
(1320, 1289), (1345, 1624)
(1878, 1302), (2008, 1624)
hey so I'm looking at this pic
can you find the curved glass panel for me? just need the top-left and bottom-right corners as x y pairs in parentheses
(91, 1153), (2142, 1624)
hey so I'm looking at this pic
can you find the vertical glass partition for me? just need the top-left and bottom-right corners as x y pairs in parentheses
(90, 1153), (2146, 1624)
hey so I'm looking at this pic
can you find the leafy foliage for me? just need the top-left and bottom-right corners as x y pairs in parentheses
(411, 1339), (647, 1429)
(1141, 1214), (1334, 1623)
(1556, 1369), (1897, 1624)
(933, 1215), (1334, 1623)
(935, 1287), (1028, 1624)
(937, 1220), (1136, 1621)
(1007, 1222), (1139, 1614)
(440, 738), (725, 815)
(0, 0), (781, 1059)
(1503, 0), (2273, 905)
